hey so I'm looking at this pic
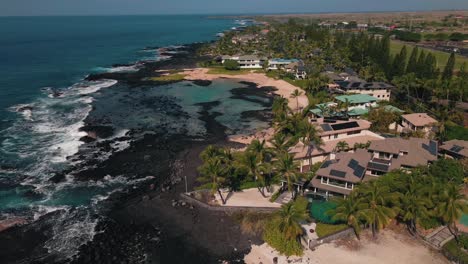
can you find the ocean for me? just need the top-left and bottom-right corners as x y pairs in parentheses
(0, 15), (269, 263)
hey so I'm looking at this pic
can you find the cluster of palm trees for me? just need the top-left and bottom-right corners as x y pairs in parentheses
(329, 169), (468, 240)
(198, 96), (324, 203)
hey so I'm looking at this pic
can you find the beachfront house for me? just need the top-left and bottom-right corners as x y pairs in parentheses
(400, 113), (438, 138)
(306, 137), (438, 198)
(289, 117), (384, 172)
(366, 137), (438, 176)
(439, 140), (468, 160)
(221, 55), (266, 69)
(309, 94), (378, 119)
(308, 149), (371, 197)
(332, 81), (393, 101)
(284, 61), (307, 79)
(268, 58), (300, 70)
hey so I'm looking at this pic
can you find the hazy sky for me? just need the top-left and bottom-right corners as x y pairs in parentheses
(1, 0), (467, 16)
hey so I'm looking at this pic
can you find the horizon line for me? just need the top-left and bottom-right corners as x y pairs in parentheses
(1, 9), (467, 18)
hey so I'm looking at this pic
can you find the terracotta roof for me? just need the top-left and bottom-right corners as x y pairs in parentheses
(440, 140), (468, 158)
(402, 113), (437, 127)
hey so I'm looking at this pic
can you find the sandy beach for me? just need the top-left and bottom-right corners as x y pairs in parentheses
(183, 68), (308, 111)
(183, 68), (308, 145)
(244, 229), (449, 264)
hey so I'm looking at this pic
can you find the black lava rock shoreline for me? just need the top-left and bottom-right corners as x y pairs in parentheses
(0, 42), (271, 264)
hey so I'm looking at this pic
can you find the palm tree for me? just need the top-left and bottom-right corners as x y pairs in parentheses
(329, 194), (368, 239)
(242, 151), (267, 197)
(200, 145), (222, 162)
(359, 181), (398, 238)
(335, 141), (349, 152)
(290, 89), (303, 112)
(198, 158), (227, 204)
(247, 139), (271, 163)
(269, 132), (290, 157)
(272, 96), (289, 117)
(396, 173), (431, 236)
(277, 198), (309, 241)
(436, 183), (468, 241)
(275, 153), (300, 196)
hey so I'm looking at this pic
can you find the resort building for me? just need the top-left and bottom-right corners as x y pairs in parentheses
(332, 81), (393, 101)
(400, 113), (438, 137)
(267, 59), (307, 79)
(306, 137), (438, 198)
(440, 140), (468, 159)
(309, 94), (380, 118)
(231, 34), (257, 44)
(221, 55), (266, 69)
(289, 117), (384, 172)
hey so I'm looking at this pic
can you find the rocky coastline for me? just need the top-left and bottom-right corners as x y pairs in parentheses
(0, 42), (272, 264)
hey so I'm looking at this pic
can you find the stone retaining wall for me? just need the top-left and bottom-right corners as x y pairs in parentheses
(309, 227), (354, 249)
(180, 193), (280, 212)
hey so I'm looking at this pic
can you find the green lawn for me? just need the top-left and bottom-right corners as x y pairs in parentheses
(206, 67), (253, 75)
(390, 41), (468, 70)
(315, 223), (348, 238)
(149, 73), (186, 82)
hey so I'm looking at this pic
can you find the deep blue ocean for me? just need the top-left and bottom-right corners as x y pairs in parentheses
(0, 15), (269, 261)
(0, 15), (233, 124)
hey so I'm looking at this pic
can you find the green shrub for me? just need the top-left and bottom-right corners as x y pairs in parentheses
(269, 189), (281, 202)
(442, 239), (468, 263)
(459, 234), (468, 250)
(223, 59), (240, 70)
(315, 223), (348, 238)
(240, 181), (258, 190)
(418, 216), (443, 230)
(263, 219), (303, 256)
(310, 201), (338, 224)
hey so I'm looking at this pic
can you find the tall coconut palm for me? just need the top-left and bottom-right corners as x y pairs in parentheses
(290, 89), (303, 113)
(329, 194), (368, 239)
(198, 158), (227, 204)
(242, 151), (268, 197)
(277, 197), (309, 241)
(359, 181), (398, 238)
(200, 145), (222, 162)
(436, 183), (468, 241)
(396, 173), (431, 236)
(275, 153), (300, 196)
(248, 139), (271, 163)
(272, 96), (289, 117)
(269, 132), (290, 157)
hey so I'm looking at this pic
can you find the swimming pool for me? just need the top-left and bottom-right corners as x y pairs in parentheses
(460, 213), (468, 226)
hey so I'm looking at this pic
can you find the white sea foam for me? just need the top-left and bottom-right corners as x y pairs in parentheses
(94, 65), (139, 73)
(74, 79), (118, 95)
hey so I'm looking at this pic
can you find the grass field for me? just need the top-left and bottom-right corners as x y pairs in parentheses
(206, 67), (254, 75)
(149, 73), (186, 82)
(390, 41), (468, 70)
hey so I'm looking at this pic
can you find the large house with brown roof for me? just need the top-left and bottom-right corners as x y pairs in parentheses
(289, 117), (384, 172)
(306, 137), (438, 198)
(440, 140), (468, 159)
(400, 113), (438, 138)
(309, 149), (371, 197)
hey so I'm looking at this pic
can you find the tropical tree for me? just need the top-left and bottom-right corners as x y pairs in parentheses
(269, 132), (291, 157)
(359, 181), (398, 237)
(275, 153), (300, 196)
(436, 184), (468, 241)
(335, 141), (349, 152)
(198, 158), (227, 204)
(247, 139), (271, 163)
(395, 172), (431, 236)
(290, 89), (303, 112)
(242, 151), (268, 196)
(329, 194), (368, 239)
(277, 197), (309, 240)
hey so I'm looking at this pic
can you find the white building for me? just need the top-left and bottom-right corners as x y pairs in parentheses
(221, 55), (266, 69)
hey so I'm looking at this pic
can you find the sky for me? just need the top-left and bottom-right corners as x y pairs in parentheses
(0, 0), (467, 16)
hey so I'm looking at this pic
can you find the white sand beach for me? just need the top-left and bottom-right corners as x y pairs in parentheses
(183, 68), (308, 111)
(244, 230), (449, 264)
